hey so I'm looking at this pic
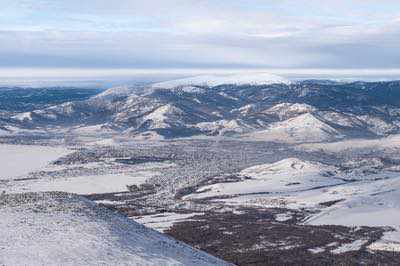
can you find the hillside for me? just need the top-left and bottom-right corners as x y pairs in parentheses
(0, 192), (229, 266)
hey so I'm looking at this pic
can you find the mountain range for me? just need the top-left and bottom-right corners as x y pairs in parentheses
(2, 73), (400, 143)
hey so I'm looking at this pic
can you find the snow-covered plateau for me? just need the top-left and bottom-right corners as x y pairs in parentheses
(152, 73), (291, 89)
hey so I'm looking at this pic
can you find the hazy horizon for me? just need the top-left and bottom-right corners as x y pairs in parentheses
(1, 68), (400, 88)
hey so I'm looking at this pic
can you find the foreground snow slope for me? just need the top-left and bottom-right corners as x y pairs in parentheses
(0, 192), (229, 266)
(152, 73), (290, 88)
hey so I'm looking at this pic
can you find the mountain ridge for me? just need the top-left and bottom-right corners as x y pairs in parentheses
(3, 76), (400, 143)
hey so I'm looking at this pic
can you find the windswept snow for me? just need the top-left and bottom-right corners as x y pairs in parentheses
(0, 192), (228, 266)
(152, 73), (290, 89)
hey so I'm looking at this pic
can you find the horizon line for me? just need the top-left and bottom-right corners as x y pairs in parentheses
(1, 68), (400, 79)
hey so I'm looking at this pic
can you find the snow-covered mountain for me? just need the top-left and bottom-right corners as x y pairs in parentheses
(245, 113), (344, 143)
(152, 73), (291, 89)
(4, 76), (400, 143)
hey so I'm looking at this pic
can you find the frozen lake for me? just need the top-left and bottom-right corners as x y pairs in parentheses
(0, 144), (70, 180)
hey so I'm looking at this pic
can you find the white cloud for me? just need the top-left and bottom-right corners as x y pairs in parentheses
(0, 0), (400, 70)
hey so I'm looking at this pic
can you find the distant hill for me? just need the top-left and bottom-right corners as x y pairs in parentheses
(0, 87), (103, 112)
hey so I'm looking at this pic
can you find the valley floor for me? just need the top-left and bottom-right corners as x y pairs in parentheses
(1, 135), (400, 265)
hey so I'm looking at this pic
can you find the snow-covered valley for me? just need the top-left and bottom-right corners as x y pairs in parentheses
(0, 144), (229, 265)
(2, 136), (400, 264)
(2, 77), (400, 264)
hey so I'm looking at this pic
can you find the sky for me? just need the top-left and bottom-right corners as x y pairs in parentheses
(1, 0), (400, 79)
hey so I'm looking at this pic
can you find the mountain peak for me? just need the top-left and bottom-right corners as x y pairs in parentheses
(93, 85), (136, 100)
(152, 73), (291, 89)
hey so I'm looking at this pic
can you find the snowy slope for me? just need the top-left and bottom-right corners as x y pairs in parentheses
(303, 176), (400, 252)
(262, 103), (316, 120)
(6, 79), (400, 140)
(0, 192), (229, 266)
(142, 104), (185, 129)
(71, 124), (117, 135)
(185, 158), (342, 200)
(92, 85), (137, 101)
(152, 73), (290, 89)
(244, 113), (344, 143)
(195, 153), (400, 252)
(195, 119), (253, 135)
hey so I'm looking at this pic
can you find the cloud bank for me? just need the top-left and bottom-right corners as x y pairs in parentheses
(0, 0), (399, 71)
